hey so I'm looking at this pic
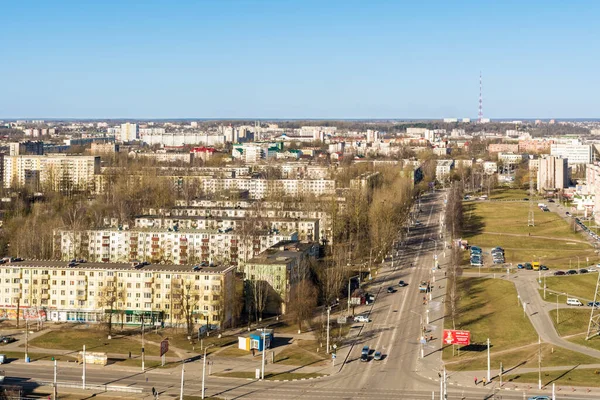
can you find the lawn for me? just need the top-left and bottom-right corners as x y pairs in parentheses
(445, 343), (600, 371)
(29, 328), (161, 356)
(543, 274), (599, 302)
(488, 188), (537, 200)
(462, 199), (599, 268)
(144, 329), (238, 355)
(217, 346), (249, 357)
(215, 371), (324, 380)
(504, 368), (600, 388)
(442, 277), (538, 362)
(274, 339), (327, 366)
(548, 308), (593, 337)
(0, 351), (77, 363)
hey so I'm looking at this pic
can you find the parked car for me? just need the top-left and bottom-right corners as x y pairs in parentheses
(567, 270), (578, 275)
(528, 396), (551, 400)
(587, 301), (600, 308)
(361, 345), (369, 355)
(525, 263), (533, 270)
(517, 264), (524, 269)
(0, 337), (15, 344)
(373, 351), (382, 361)
(548, 199), (555, 203)
(566, 298), (583, 306)
(398, 280), (408, 287)
(579, 269), (589, 274)
(387, 287), (395, 293)
(354, 315), (370, 323)
(540, 265), (549, 271)
(554, 271), (566, 276)
(360, 353), (369, 362)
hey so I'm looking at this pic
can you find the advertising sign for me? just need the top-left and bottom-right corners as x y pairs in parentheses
(160, 339), (169, 357)
(442, 329), (471, 345)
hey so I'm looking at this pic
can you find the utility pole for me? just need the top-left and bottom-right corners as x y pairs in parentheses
(538, 336), (542, 390)
(25, 319), (29, 362)
(53, 358), (57, 400)
(202, 344), (214, 399)
(82, 344), (86, 390)
(486, 338), (491, 382)
(499, 361), (502, 387)
(261, 328), (269, 380)
(179, 361), (185, 400)
(141, 316), (145, 372)
(326, 307), (331, 354)
(586, 271), (600, 340)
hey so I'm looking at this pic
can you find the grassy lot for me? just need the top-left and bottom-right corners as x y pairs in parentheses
(275, 339), (327, 366)
(543, 274), (599, 301)
(215, 371), (324, 380)
(442, 277), (538, 364)
(548, 308), (592, 336)
(0, 351), (77, 363)
(570, 335), (600, 352)
(487, 188), (537, 200)
(144, 329), (238, 355)
(29, 328), (161, 356)
(217, 346), (249, 357)
(504, 368), (600, 388)
(462, 200), (598, 268)
(445, 343), (600, 371)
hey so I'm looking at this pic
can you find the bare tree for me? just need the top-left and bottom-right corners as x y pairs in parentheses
(97, 277), (126, 336)
(173, 282), (200, 338)
(287, 280), (318, 332)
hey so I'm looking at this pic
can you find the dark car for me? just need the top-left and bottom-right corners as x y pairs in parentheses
(0, 337), (16, 344)
(525, 263), (533, 270)
(554, 271), (566, 276)
(540, 265), (549, 271)
(566, 212), (571, 216)
(387, 287), (395, 293)
(567, 270), (578, 275)
(398, 280), (408, 287)
(548, 199), (555, 203)
(517, 264), (524, 269)
(579, 269), (589, 274)
(360, 353), (369, 362)
(587, 301), (600, 308)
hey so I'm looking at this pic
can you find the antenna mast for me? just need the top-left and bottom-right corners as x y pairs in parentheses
(478, 72), (483, 123)
(586, 272), (600, 340)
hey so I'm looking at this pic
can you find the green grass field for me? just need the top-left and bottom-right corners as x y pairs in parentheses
(29, 328), (161, 356)
(274, 339), (327, 366)
(462, 199), (599, 268)
(488, 188), (538, 200)
(144, 330), (238, 355)
(544, 274), (599, 301)
(505, 368), (600, 388)
(443, 278), (538, 362)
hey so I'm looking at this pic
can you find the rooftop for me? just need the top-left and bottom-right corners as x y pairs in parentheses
(2, 260), (236, 274)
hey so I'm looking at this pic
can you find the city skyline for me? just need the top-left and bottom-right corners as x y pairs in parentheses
(1, 0), (599, 119)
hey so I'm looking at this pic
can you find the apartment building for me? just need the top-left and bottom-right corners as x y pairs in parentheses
(436, 160), (455, 178)
(55, 228), (298, 267)
(537, 155), (568, 192)
(147, 203), (333, 244)
(134, 215), (319, 243)
(498, 152), (527, 164)
(90, 142), (119, 155)
(3, 154), (100, 191)
(0, 260), (235, 328)
(199, 178), (336, 199)
(488, 143), (519, 154)
(550, 143), (593, 165)
(244, 242), (319, 315)
(118, 123), (139, 142)
(586, 163), (600, 225)
(130, 151), (194, 164)
(518, 139), (553, 153)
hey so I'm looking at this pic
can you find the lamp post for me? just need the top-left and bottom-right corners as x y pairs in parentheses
(201, 344), (214, 399)
(410, 310), (424, 358)
(261, 326), (271, 380)
(326, 306), (331, 354)
(576, 256), (580, 269)
(179, 360), (185, 400)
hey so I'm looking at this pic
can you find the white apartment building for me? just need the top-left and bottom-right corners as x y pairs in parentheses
(56, 228), (298, 267)
(436, 160), (455, 178)
(537, 155), (568, 192)
(587, 163), (600, 225)
(118, 123), (139, 142)
(550, 143), (592, 165)
(231, 143), (277, 163)
(134, 215), (319, 243)
(498, 152), (527, 164)
(199, 178), (336, 199)
(0, 260), (235, 328)
(130, 151), (193, 164)
(3, 154), (100, 191)
(482, 161), (498, 174)
(141, 132), (225, 147)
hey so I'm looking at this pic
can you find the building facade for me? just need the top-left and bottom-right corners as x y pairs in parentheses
(550, 143), (592, 165)
(537, 155), (568, 192)
(0, 260), (235, 328)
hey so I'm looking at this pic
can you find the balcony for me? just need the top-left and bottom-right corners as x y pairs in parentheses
(41, 294), (50, 300)
(41, 284), (50, 290)
(76, 295), (87, 301)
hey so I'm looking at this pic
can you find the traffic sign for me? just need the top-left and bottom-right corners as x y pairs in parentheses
(337, 316), (347, 324)
(160, 339), (169, 357)
(332, 353), (336, 359)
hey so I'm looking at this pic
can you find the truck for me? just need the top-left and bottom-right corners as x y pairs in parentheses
(532, 262), (540, 271)
(419, 281), (429, 292)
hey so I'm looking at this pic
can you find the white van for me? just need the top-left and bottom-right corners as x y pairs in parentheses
(566, 298), (583, 306)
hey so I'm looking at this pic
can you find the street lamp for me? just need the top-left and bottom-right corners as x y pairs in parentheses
(260, 325), (272, 380)
(410, 310), (424, 359)
(201, 344), (214, 399)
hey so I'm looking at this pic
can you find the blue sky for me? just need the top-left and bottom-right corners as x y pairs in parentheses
(1, 0), (599, 119)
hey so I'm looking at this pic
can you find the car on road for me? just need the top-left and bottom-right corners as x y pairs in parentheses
(527, 396), (550, 400)
(587, 301), (600, 308)
(554, 270), (566, 276)
(398, 280), (408, 287)
(373, 351), (382, 361)
(567, 269), (578, 275)
(566, 298), (583, 306)
(525, 263), (533, 270)
(517, 264), (524, 269)
(387, 287), (395, 293)
(361, 345), (369, 355)
(354, 315), (370, 323)
(0, 337), (15, 344)
(579, 269), (589, 274)
(360, 353), (369, 362)
(540, 265), (549, 271)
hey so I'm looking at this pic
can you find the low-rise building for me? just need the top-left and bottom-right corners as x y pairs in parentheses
(436, 160), (455, 178)
(0, 260), (236, 328)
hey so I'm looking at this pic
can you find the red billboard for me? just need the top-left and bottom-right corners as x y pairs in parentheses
(442, 329), (471, 345)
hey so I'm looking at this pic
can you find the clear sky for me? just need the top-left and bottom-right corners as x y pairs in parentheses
(1, 0), (599, 119)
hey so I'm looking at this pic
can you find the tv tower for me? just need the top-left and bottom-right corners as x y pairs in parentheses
(478, 71), (483, 123)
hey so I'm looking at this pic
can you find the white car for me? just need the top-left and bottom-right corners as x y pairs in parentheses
(354, 315), (370, 323)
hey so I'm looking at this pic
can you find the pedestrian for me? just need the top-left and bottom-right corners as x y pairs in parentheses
(128, 351), (131, 359)
(474, 376), (478, 385)
(429, 335), (433, 342)
(252, 348), (255, 357)
(482, 377), (486, 386)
